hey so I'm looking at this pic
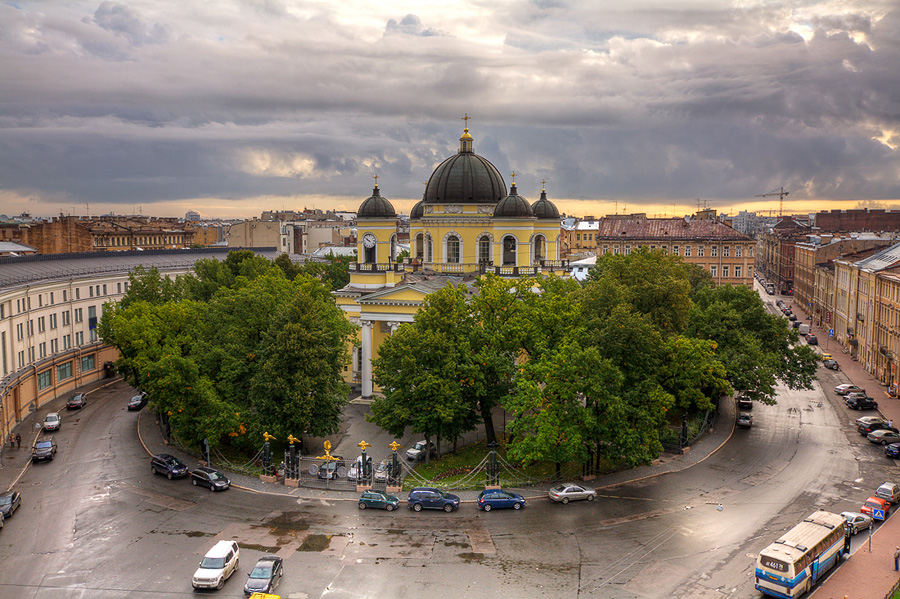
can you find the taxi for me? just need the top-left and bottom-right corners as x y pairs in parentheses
(249, 594), (281, 599)
(820, 353), (833, 361)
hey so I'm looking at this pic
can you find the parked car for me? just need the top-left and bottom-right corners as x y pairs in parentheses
(861, 496), (891, 520)
(150, 453), (189, 479)
(477, 489), (526, 511)
(31, 438), (57, 462)
(407, 487), (460, 512)
(243, 555), (282, 596)
(736, 395), (753, 409)
(858, 416), (889, 428)
(835, 384), (864, 396)
(317, 457), (346, 480)
(847, 397), (879, 410)
(192, 540), (240, 590)
(548, 483), (596, 504)
(859, 423), (898, 436)
(868, 429), (900, 445)
(347, 456), (364, 482)
(373, 458), (392, 482)
(737, 412), (753, 428)
(840, 511), (873, 535)
(191, 467), (231, 491)
(0, 491), (21, 518)
(823, 359), (840, 370)
(792, 320), (802, 328)
(876, 482), (900, 504)
(821, 353), (833, 361)
(65, 393), (86, 410)
(127, 393), (148, 411)
(886, 443), (900, 459)
(806, 334), (818, 345)
(42, 412), (61, 432)
(358, 490), (400, 511)
(845, 391), (868, 402)
(406, 440), (436, 461)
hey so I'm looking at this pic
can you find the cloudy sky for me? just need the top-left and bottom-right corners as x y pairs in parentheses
(1, 0), (898, 220)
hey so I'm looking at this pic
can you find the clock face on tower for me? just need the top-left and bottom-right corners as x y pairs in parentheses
(363, 234), (377, 249)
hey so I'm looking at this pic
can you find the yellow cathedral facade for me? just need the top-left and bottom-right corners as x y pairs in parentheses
(334, 122), (569, 398)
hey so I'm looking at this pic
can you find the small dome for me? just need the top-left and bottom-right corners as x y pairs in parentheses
(531, 189), (560, 220)
(493, 184), (534, 218)
(410, 199), (425, 219)
(357, 186), (396, 218)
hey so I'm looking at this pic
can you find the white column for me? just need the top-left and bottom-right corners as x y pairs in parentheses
(361, 320), (373, 399)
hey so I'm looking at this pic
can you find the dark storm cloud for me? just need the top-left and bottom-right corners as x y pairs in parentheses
(0, 1), (898, 215)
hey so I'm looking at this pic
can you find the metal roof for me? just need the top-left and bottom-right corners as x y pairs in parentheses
(855, 241), (900, 272)
(595, 217), (751, 241)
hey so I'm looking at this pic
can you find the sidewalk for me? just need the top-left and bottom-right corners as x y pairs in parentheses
(796, 302), (900, 599)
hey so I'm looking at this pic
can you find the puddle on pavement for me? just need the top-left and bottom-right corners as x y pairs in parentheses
(239, 542), (281, 553)
(184, 531), (213, 538)
(298, 534), (332, 552)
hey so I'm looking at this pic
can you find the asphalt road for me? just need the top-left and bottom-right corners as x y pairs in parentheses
(0, 348), (894, 598)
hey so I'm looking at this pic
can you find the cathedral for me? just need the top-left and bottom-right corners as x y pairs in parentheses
(334, 122), (569, 398)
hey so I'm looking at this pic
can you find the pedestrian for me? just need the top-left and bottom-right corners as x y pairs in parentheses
(15, 433), (20, 449)
(891, 420), (894, 429)
(894, 546), (899, 571)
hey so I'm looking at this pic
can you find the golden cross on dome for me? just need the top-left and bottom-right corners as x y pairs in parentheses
(462, 113), (471, 129)
(541, 179), (547, 192)
(510, 171), (517, 184)
(373, 173), (379, 188)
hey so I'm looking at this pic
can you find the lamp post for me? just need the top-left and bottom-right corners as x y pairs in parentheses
(357, 440), (372, 491)
(486, 440), (499, 489)
(387, 441), (402, 494)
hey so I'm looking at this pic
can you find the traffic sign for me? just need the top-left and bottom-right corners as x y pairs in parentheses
(874, 508), (886, 521)
(829, 329), (834, 338)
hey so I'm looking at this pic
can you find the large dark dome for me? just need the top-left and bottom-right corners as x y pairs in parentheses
(494, 184), (534, 218)
(409, 199), (425, 219)
(423, 128), (506, 205)
(357, 186), (396, 218)
(532, 189), (560, 220)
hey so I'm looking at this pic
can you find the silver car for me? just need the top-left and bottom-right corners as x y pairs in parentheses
(42, 412), (61, 432)
(840, 511), (873, 535)
(549, 483), (596, 504)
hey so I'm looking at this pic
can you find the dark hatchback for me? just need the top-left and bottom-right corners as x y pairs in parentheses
(150, 453), (189, 479)
(243, 555), (283, 596)
(407, 487), (461, 512)
(32, 439), (57, 462)
(806, 334), (818, 345)
(859, 423), (898, 436)
(886, 443), (900, 459)
(477, 489), (526, 511)
(127, 393), (148, 411)
(823, 359), (840, 370)
(847, 397), (879, 410)
(190, 466), (230, 491)
(66, 394), (86, 410)
(0, 491), (21, 518)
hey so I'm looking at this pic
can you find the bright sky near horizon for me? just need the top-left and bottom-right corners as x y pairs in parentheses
(1, 1), (898, 220)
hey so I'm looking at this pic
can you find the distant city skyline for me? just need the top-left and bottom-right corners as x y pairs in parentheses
(2, 1), (897, 220)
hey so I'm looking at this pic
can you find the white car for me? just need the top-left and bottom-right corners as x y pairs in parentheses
(834, 384), (863, 396)
(549, 483), (596, 504)
(406, 441), (434, 461)
(840, 511), (873, 535)
(192, 540), (240, 590)
(42, 412), (61, 431)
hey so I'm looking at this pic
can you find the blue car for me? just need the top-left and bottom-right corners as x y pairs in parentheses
(886, 443), (900, 459)
(477, 489), (526, 511)
(150, 453), (189, 479)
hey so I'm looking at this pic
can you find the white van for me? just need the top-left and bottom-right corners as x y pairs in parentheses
(193, 540), (240, 590)
(799, 324), (810, 336)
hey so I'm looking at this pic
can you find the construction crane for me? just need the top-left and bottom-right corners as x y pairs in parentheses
(756, 187), (790, 217)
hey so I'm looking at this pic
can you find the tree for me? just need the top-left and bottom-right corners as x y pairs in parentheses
(118, 266), (183, 309)
(688, 284), (817, 404)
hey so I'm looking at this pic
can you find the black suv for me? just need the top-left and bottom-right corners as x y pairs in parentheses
(847, 397), (879, 411)
(150, 453), (189, 479)
(32, 438), (58, 462)
(66, 394), (86, 410)
(407, 487), (460, 512)
(127, 393), (148, 411)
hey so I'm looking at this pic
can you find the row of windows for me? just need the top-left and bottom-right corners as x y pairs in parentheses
(17, 331), (93, 370)
(95, 235), (185, 247)
(579, 241), (753, 258)
(15, 307), (93, 340)
(5, 281), (128, 319)
(36, 354), (96, 391)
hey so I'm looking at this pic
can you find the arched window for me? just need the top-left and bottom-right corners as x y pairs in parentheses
(533, 235), (546, 262)
(363, 233), (377, 264)
(415, 233), (424, 260)
(478, 235), (491, 264)
(447, 234), (460, 263)
(502, 236), (517, 266)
